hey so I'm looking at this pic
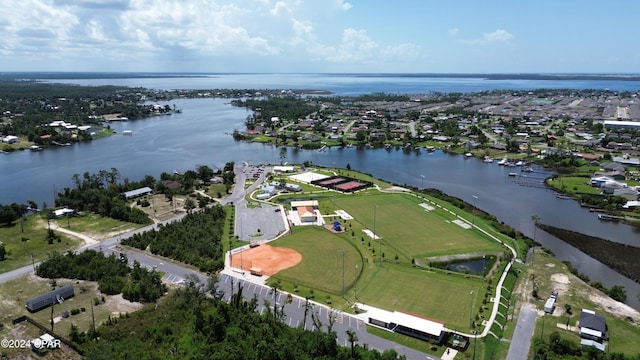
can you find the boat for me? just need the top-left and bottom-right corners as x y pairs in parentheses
(319, 144), (327, 152)
(464, 152), (473, 158)
(123, 130), (133, 135)
(497, 156), (508, 166)
(597, 213), (620, 222)
(483, 156), (493, 163)
(515, 160), (525, 166)
(425, 146), (435, 152)
(521, 166), (533, 172)
(555, 194), (574, 200)
(508, 172), (518, 177)
(30, 145), (42, 151)
(384, 143), (392, 149)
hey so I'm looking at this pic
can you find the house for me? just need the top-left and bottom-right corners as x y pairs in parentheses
(2, 135), (18, 144)
(613, 188), (639, 200)
(601, 162), (626, 173)
(26, 285), (74, 312)
(579, 309), (608, 344)
(291, 200), (318, 223)
(53, 208), (74, 218)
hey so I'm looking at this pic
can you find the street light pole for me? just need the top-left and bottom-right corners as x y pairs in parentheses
(373, 204), (377, 241)
(469, 290), (474, 329)
(338, 249), (348, 297)
(354, 264), (358, 299)
(472, 195), (478, 225)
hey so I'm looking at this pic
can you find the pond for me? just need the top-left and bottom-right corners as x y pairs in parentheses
(447, 257), (492, 275)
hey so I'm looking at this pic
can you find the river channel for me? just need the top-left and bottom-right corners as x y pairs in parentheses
(2, 96), (639, 310)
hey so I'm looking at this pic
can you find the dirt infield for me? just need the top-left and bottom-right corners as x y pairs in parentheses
(231, 244), (302, 276)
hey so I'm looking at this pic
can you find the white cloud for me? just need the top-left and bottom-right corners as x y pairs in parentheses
(483, 29), (514, 42)
(459, 28), (514, 45)
(270, 1), (291, 16)
(336, 0), (352, 11)
(448, 28), (459, 36)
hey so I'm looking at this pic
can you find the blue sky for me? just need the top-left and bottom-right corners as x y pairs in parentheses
(2, 0), (639, 73)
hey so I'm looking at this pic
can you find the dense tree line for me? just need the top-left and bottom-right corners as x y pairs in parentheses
(79, 282), (407, 360)
(233, 95), (321, 125)
(55, 169), (153, 224)
(0, 202), (28, 226)
(36, 250), (166, 303)
(0, 81), (160, 147)
(532, 332), (640, 360)
(122, 206), (226, 273)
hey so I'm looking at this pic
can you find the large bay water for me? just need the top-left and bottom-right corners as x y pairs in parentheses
(2, 74), (640, 309)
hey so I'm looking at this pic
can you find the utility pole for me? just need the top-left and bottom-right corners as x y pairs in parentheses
(472, 195), (478, 225)
(338, 250), (348, 297)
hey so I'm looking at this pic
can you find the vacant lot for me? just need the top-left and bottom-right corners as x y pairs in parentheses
(0, 215), (81, 274)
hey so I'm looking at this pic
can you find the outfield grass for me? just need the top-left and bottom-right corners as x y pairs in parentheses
(336, 192), (502, 259)
(0, 215), (81, 273)
(270, 226), (363, 295)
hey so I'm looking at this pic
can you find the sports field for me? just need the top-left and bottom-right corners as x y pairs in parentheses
(336, 192), (501, 258)
(267, 186), (506, 330)
(270, 226), (363, 295)
(355, 265), (480, 329)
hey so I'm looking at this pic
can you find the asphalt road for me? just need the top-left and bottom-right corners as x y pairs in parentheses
(506, 305), (537, 360)
(217, 273), (434, 360)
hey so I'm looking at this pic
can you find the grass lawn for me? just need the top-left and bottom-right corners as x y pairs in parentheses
(270, 226), (363, 295)
(336, 192), (502, 259)
(63, 213), (141, 240)
(356, 263), (481, 331)
(0, 215), (81, 273)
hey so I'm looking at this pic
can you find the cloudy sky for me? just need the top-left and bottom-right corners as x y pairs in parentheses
(2, 0), (639, 73)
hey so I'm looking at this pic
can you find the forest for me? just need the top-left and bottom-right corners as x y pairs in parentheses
(0, 81), (164, 149)
(36, 250), (166, 303)
(122, 205), (226, 273)
(77, 281), (407, 360)
(55, 169), (153, 224)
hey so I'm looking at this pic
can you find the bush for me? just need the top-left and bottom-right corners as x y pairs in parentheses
(70, 308), (81, 315)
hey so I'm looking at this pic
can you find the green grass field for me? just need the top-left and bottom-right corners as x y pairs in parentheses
(271, 226), (363, 295)
(0, 215), (81, 273)
(267, 188), (506, 331)
(356, 264), (479, 330)
(336, 192), (502, 259)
